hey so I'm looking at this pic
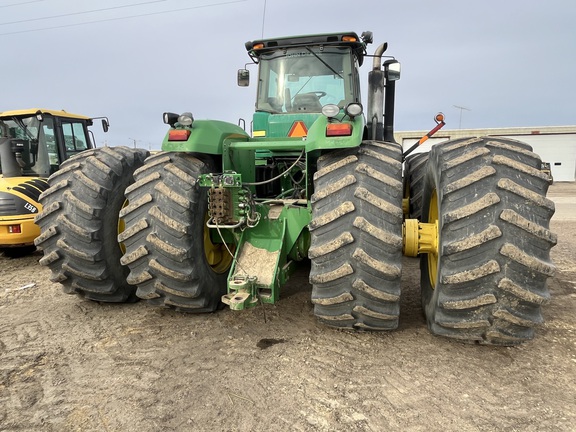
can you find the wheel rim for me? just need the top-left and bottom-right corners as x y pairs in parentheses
(203, 218), (234, 274)
(427, 189), (439, 288)
(118, 199), (128, 254)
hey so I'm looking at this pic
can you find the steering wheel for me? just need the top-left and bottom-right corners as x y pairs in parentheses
(311, 91), (327, 98)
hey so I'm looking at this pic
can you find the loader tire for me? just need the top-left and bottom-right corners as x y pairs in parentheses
(404, 152), (429, 220)
(34, 146), (149, 302)
(119, 152), (232, 312)
(309, 141), (404, 330)
(420, 137), (557, 345)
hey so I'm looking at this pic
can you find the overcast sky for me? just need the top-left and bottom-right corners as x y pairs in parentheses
(1, 0), (574, 149)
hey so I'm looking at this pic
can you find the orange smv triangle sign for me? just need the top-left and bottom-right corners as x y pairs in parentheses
(288, 121), (308, 137)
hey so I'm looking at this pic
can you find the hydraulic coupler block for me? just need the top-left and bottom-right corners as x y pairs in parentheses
(199, 172), (249, 228)
(208, 187), (233, 225)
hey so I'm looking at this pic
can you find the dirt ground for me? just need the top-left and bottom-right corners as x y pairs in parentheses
(1, 183), (575, 432)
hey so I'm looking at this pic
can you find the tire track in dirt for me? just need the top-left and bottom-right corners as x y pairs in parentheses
(0, 188), (575, 431)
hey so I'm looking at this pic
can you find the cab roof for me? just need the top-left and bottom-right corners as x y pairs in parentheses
(245, 31), (370, 65)
(0, 108), (90, 120)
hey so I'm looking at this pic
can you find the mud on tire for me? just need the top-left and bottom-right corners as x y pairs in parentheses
(119, 152), (230, 312)
(34, 146), (149, 302)
(420, 137), (557, 345)
(309, 141), (404, 330)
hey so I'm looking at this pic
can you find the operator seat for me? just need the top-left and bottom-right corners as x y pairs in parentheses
(292, 93), (322, 112)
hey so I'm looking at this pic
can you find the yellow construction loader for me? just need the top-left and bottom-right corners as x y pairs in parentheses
(0, 108), (108, 256)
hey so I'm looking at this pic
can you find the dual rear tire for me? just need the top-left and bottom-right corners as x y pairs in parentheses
(35, 148), (230, 310)
(418, 137), (556, 345)
(309, 141), (404, 330)
(119, 152), (232, 312)
(35, 146), (149, 302)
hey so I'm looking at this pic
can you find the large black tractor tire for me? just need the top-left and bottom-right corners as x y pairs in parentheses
(34, 146), (149, 302)
(420, 137), (557, 345)
(309, 141), (404, 330)
(119, 152), (232, 312)
(403, 151), (429, 220)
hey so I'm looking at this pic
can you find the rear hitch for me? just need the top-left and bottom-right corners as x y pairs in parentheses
(222, 275), (259, 310)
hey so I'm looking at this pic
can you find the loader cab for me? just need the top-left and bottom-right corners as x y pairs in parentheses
(242, 32), (369, 138)
(0, 109), (101, 177)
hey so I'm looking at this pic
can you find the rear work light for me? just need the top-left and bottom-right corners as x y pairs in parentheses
(326, 123), (352, 137)
(8, 225), (22, 234)
(168, 129), (191, 141)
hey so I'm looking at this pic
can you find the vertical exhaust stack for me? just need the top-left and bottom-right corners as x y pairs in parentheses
(366, 43), (401, 143)
(383, 59), (399, 143)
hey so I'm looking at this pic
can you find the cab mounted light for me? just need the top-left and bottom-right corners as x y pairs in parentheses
(321, 104), (340, 119)
(345, 103), (363, 118)
(342, 35), (357, 42)
(163, 112), (179, 127)
(178, 112), (194, 127)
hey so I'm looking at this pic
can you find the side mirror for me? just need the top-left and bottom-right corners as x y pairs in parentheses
(384, 60), (401, 81)
(101, 118), (109, 133)
(237, 69), (250, 87)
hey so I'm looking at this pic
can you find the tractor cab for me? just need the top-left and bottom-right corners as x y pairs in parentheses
(240, 32), (371, 138)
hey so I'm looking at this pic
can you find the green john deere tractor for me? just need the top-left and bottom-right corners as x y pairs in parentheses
(35, 31), (556, 345)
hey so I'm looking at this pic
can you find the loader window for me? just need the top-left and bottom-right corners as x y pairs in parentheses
(38, 118), (60, 173)
(61, 121), (89, 158)
(256, 46), (357, 113)
(3, 116), (40, 140)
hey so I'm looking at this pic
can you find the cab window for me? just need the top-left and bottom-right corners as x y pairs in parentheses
(39, 117), (59, 167)
(257, 46), (356, 113)
(61, 121), (89, 157)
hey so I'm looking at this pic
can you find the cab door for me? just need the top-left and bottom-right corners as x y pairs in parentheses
(49, 117), (92, 173)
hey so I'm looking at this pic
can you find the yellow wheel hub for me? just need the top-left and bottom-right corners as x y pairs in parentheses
(427, 189), (439, 288)
(403, 219), (438, 257)
(402, 189), (439, 288)
(204, 220), (234, 274)
(118, 199), (128, 254)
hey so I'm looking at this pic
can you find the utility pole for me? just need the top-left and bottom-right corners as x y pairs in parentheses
(453, 105), (471, 129)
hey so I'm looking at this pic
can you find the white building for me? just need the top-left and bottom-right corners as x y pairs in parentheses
(395, 126), (576, 182)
